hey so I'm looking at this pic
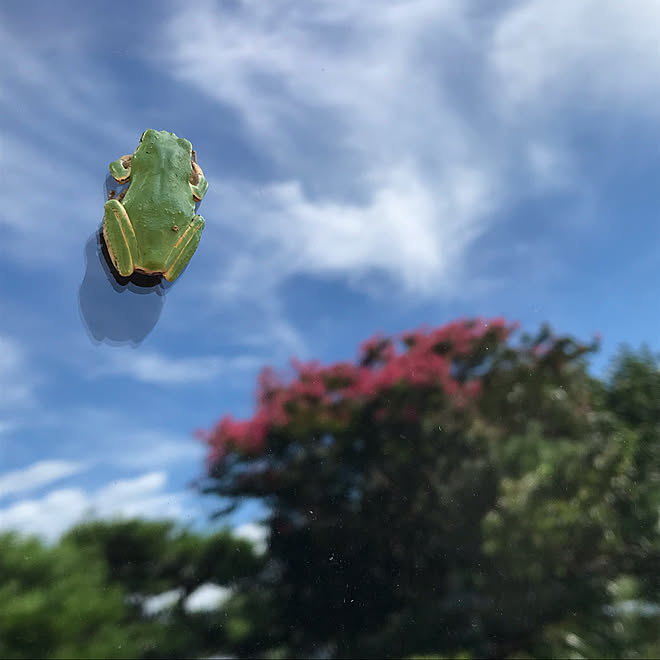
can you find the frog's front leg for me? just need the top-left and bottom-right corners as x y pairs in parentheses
(163, 215), (206, 282)
(103, 199), (139, 277)
(109, 154), (133, 184)
(190, 153), (209, 202)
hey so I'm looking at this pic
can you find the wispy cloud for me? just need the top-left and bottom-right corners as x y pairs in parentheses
(0, 460), (87, 499)
(157, 1), (581, 302)
(27, 406), (208, 471)
(95, 349), (261, 385)
(162, 0), (464, 162)
(210, 164), (491, 297)
(0, 335), (33, 408)
(0, 16), (147, 267)
(157, 0), (660, 303)
(0, 470), (189, 542)
(161, 1), (497, 299)
(490, 0), (660, 114)
(0, 334), (39, 435)
(113, 430), (204, 470)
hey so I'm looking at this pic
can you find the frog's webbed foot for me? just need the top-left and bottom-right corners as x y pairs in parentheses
(163, 215), (205, 282)
(189, 158), (208, 202)
(103, 199), (138, 277)
(109, 154), (133, 184)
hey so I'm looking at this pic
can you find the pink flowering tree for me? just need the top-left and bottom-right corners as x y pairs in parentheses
(203, 318), (512, 465)
(198, 318), (624, 659)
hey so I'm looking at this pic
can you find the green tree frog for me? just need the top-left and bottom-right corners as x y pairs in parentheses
(103, 129), (209, 282)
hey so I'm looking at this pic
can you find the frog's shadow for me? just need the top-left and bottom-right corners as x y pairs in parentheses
(78, 228), (171, 346)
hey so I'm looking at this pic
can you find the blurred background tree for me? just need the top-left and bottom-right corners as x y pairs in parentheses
(0, 520), (263, 659)
(2, 319), (658, 659)
(197, 319), (660, 659)
(1, 530), (146, 659)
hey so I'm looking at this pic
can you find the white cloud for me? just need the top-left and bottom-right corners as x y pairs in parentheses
(0, 22), (121, 135)
(158, 0), (660, 302)
(161, 0), (461, 160)
(0, 19), (143, 266)
(96, 349), (261, 385)
(0, 334), (39, 435)
(491, 0), (660, 114)
(238, 308), (309, 360)
(0, 335), (34, 409)
(94, 472), (185, 521)
(113, 430), (204, 470)
(96, 471), (167, 502)
(0, 460), (87, 499)
(160, 1), (498, 299)
(212, 163), (491, 297)
(0, 471), (188, 542)
(0, 488), (91, 542)
(0, 135), (101, 256)
(22, 407), (206, 474)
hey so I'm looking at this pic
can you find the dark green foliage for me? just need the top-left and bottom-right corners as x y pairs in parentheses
(198, 321), (659, 658)
(0, 520), (263, 659)
(2, 322), (658, 659)
(0, 531), (148, 659)
(63, 519), (260, 600)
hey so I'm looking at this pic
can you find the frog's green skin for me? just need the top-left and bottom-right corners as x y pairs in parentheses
(103, 129), (208, 282)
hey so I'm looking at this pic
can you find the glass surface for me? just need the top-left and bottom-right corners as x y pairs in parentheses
(1, 1), (658, 658)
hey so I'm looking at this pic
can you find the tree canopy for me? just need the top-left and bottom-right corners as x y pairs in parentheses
(2, 318), (658, 658)
(197, 319), (659, 658)
(0, 519), (263, 659)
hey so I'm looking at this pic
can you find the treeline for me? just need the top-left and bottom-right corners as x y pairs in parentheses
(2, 320), (659, 658)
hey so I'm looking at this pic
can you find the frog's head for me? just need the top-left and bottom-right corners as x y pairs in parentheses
(137, 129), (193, 164)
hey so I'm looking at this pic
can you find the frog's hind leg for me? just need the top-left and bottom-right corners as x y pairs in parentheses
(103, 199), (138, 278)
(163, 215), (205, 282)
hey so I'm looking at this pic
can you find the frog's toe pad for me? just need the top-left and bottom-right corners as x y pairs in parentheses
(109, 155), (132, 183)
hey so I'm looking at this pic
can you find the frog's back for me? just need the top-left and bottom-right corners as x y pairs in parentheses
(122, 130), (196, 271)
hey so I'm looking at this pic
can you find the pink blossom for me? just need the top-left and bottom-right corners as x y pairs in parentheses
(202, 317), (517, 468)
(464, 380), (482, 398)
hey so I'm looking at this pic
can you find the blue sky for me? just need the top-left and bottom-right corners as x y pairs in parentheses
(2, 0), (660, 542)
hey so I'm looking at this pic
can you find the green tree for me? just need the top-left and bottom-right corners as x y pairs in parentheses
(63, 518), (265, 659)
(63, 519), (261, 607)
(198, 319), (659, 658)
(0, 531), (149, 659)
(603, 346), (660, 599)
(527, 347), (660, 659)
(0, 519), (264, 659)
